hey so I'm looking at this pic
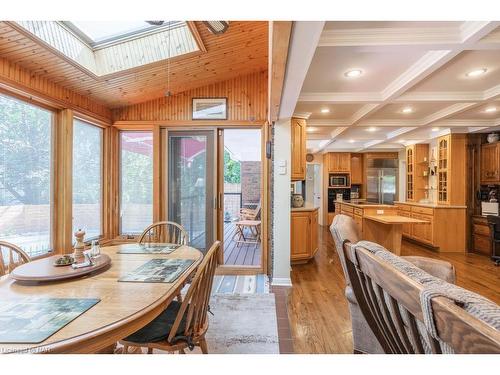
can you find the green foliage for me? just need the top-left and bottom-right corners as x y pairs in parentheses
(121, 149), (153, 204)
(224, 149), (241, 183)
(72, 120), (102, 204)
(0, 94), (51, 205)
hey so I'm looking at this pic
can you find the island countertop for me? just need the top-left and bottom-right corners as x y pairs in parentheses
(394, 201), (467, 209)
(291, 203), (320, 212)
(336, 200), (395, 209)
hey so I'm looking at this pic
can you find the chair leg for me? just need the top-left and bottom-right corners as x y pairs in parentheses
(147, 347), (153, 354)
(179, 348), (186, 354)
(199, 338), (208, 354)
(122, 344), (128, 354)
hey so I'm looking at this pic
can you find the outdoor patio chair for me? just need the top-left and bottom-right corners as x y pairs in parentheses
(239, 201), (261, 221)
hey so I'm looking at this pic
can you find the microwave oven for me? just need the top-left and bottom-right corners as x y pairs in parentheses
(330, 174), (349, 187)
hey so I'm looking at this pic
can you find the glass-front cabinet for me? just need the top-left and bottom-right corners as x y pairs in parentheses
(437, 135), (449, 204)
(406, 146), (414, 201)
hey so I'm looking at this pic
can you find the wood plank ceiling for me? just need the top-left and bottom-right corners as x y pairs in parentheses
(0, 21), (269, 108)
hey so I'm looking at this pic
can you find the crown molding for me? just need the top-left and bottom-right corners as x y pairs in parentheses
(292, 111), (312, 119)
(306, 119), (351, 127)
(395, 91), (484, 102)
(298, 92), (383, 103)
(381, 50), (457, 100)
(460, 21), (500, 44)
(484, 84), (500, 100)
(355, 119), (420, 127)
(318, 27), (460, 47)
(421, 102), (478, 125)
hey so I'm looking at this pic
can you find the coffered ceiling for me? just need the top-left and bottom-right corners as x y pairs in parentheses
(294, 21), (500, 153)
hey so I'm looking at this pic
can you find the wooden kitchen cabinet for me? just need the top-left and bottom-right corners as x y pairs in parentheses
(411, 212), (434, 245)
(291, 117), (306, 181)
(437, 134), (467, 205)
(350, 153), (363, 184)
(406, 143), (429, 202)
(472, 216), (491, 256)
(480, 142), (500, 184)
(328, 152), (351, 173)
(396, 202), (466, 253)
(291, 209), (319, 262)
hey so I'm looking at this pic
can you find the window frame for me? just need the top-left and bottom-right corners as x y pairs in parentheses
(72, 117), (105, 241)
(0, 92), (56, 257)
(118, 130), (154, 237)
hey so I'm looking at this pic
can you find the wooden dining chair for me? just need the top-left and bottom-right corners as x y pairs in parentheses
(0, 241), (31, 277)
(139, 221), (190, 303)
(119, 241), (221, 354)
(138, 221), (189, 246)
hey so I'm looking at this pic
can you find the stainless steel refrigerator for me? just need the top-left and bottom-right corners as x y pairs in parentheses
(366, 158), (398, 204)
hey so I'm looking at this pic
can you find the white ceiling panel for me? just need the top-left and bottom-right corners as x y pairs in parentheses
(301, 47), (427, 93)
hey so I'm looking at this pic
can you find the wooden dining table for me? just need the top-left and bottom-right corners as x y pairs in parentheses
(0, 244), (203, 354)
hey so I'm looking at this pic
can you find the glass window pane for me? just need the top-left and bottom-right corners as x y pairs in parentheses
(0, 93), (52, 257)
(120, 132), (153, 234)
(72, 120), (102, 239)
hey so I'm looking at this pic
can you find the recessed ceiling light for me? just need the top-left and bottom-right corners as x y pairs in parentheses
(402, 107), (413, 114)
(344, 69), (363, 78)
(320, 108), (330, 113)
(466, 68), (487, 77)
(367, 127), (377, 132)
(348, 139), (356, 143)
(306, 127), (318, 133)
(484, 107), (497, 113)
(399, 139), (406, 143)
(431, 127), (440, 132)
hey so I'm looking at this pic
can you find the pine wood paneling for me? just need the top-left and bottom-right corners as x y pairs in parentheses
(0, 56), (112, 122)
(0, 21), (268, 108)
(112, 71), (268, 123)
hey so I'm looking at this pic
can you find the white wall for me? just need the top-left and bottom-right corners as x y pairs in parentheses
(272, 118), (292, 286)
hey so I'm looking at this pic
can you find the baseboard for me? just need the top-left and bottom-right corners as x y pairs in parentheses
(271, 277), (292, 287)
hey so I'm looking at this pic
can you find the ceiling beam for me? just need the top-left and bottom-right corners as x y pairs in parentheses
(268, 21), (292, 123)
(278, 21), (325, 120)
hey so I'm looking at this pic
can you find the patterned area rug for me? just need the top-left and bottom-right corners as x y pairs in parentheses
(211, 274), (270, 294)
(200, 294), (279, 353)
(121, 274), (278, 354)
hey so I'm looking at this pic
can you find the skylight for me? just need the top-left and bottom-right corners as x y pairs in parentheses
(15, 21), (201, 76)
(69, 21), (157, 44)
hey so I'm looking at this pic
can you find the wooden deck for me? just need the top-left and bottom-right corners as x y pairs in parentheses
(223, 222), (261, 266)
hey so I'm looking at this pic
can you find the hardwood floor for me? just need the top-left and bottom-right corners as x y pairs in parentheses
(287, 225), (500, 354)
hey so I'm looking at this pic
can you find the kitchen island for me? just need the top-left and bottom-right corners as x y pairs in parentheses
(334, 200), (467, 253)
(334, 200), (399, 234)
(362, 214), (429, 255)
(394, 201), (467, 253)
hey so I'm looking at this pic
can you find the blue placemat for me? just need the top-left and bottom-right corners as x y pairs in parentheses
(0, 298), (100, 343)
(118, 258), (195, 283)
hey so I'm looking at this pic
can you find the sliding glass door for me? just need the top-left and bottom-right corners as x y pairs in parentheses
(219, 129), (263, 268)
(167, 131), (215, 252)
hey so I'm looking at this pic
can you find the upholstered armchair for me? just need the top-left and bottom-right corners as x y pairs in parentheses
(330, 214), (456, 354)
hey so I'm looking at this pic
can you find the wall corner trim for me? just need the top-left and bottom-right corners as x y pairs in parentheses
(271, 277), (293, 287)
